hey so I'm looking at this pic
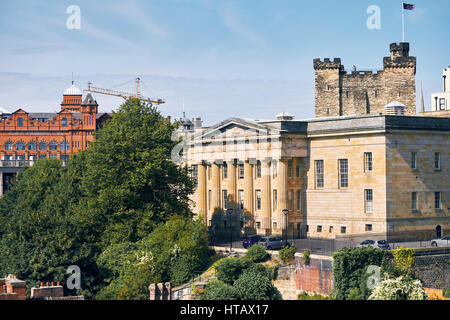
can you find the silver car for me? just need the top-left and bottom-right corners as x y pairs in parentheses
(259, 236), (284, 250)
(431, 235), (450, 247)
(357, 239), (391, 250)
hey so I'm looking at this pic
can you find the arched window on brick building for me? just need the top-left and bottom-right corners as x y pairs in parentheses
(17, 118), (23, 126)
(5, 141), (13, 151)
(28, 141), (36, 150)
(60, 141), (70, 151)
(49, 141), (58, 151)
(16, 141), (25, 150)
(39, 141), (47, 150)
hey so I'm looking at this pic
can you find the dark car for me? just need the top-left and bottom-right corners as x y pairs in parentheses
(243, 235), (262, 248)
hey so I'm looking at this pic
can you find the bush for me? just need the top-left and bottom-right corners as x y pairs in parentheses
(368, 276), (427, 300)
(279, 244), (297, 263)
(445, 289), (450, 298)
(392, 247), (415, 276)
(332, 247), (395, 300)
(297, 291), (331, 300)
(200, 280), (237, 300)
(234, 269), (281, 300)
(303, 249), (311, 265)
(245, 244), (269, 263)
(215, 257), (253, 285)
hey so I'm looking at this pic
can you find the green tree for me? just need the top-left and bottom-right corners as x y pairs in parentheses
(200, 280), (237, 300)
(392, 247), (415, 277)
(215, 257), (253, 285)
(233, 268), (281, 300)
(245, 244), (269, 263)
(279, 244), (297, 263)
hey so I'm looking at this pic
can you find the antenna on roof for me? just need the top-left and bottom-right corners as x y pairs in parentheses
(182, 93), (185, 118)
(71, 72), (74, 85)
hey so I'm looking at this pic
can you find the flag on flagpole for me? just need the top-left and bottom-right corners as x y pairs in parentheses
(403, 3), (415, 10)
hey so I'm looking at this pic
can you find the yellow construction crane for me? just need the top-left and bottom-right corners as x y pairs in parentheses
(84, 77), (165, 105)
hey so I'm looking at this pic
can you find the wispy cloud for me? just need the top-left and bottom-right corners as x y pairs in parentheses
(218, 3), (267, 48)
(82, 20), (136, 49)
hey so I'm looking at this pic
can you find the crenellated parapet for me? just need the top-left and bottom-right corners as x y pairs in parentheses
(313, 58), (343, 70)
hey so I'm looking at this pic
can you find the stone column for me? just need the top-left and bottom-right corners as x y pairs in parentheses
(211, 161), (221, 212)
(227, 159), (237, 205)
(261, 159), (272, 234)
(278, 159), (290, 236)
(244, 160), (253, 215)
(197, 162), (207, 224)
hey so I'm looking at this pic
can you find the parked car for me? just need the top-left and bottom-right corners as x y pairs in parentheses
(242, 235), (262, 248)
(431, 235), (450, 247)
(357, 239), (390, 250)
(258, 236), (284, 250)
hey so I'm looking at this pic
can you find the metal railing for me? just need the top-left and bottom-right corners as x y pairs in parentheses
(0, 160), (67, 168)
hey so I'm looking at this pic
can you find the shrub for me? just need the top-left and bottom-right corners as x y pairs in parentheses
(297, 291), (331, 300)
(392, 247), (415, 276)
(279, 244), (297, 263)
(332, 247), (395, 300)
(302, 249), (311, 265)
(200, 280), (237, 300)
(234, 269), (281, 300)
(215, 257), (253, 285)
(445, 289), (450, 298)
(245, 244), (269, 263)
(368, 276), (427, 300)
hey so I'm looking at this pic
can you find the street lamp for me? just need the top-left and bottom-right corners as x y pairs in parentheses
(282, 209), (289, 247)
(227, 208), (233, 253)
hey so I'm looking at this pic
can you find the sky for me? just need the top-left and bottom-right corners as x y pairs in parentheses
(0, 0), (449, 125)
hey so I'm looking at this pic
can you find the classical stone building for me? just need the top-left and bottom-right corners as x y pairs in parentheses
(184, 114), (449, 242)
(314, 43), (416, 117)
(183, 42), (449, 242)
(419, 67), (450, 118)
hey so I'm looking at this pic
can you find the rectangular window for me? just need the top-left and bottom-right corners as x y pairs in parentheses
(296, 190), (301, 211)
(317, 225), (322, 233)
(315, 160), (324, 188)
(365, 189), (373, 213)
(339, 159), (348, 188)
(296, 163), (300, 178)
(329, 226), (333, 233)
(364, 152), (373, 172)
(238, 190), (244, 210)
(288, 159), (293, 178)
(256, 161), (261, 178)
(192, 165), (198, 188)
(273, 222), (278, 230)
(222, 190), (228, 210)
(289, 190), (294, 211)
(439, 98), (445, 110)
(256, 190), (261, 210)
(256, 221), (261, 229)
(365, 224), (373, 232)
(341, 226), (346, 234)
(208, 165), (212, 180)
(239, 164), (244, 179)
(223, 163), (228, 179)
(435, 152), (441, 170)
(435, 192), (441, 209)
(273, 189), (277, 211)
(412, 192), (418, 211)
(411, 152), (417, 169)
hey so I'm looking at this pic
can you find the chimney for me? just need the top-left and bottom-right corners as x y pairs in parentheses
(194, 117), (203, 129)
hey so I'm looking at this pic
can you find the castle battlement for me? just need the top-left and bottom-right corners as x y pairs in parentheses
(314, 43), (416, 118)
(313, 58), (342, 70)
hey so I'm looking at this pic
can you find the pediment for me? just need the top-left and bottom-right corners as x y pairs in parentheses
(196, 118), (277, 140)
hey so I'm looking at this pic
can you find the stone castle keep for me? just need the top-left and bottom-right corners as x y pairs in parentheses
(314, 43), (417, 117)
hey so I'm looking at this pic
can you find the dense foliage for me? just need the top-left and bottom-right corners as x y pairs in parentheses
(368, 276), (427, 300)
(245, 244), (269, 263)
(200, 257), (281, 300)
(279, 244), (297, 263)
(332, 247), (396, 300)
(0, 99), (200, 299)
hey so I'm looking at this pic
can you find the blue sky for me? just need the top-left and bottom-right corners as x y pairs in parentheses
(0, 0), (449, 125)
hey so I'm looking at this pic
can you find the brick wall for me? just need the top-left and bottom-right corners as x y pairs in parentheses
(295, 255), (333, 295)
(0, 275), (26, 300)
(413, 253), (450, 290)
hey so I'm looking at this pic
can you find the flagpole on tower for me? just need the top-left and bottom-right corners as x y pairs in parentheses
(402, 2), (405, 42)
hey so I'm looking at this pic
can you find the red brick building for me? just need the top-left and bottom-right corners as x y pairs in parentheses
(0, 82), (111, 195)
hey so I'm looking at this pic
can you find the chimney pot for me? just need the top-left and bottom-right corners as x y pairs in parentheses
(40, 282), (44, 287)
(57, 282), (60, 286)
(51, 282), (54, 286)
(46, 282), (49, 287)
